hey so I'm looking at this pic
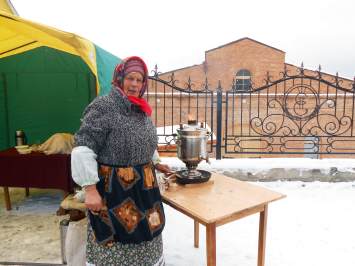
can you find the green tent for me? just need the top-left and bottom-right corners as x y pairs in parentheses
(0, 12), (121, 150)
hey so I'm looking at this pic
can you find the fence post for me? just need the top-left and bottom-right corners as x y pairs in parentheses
(216, 82), (223, 160)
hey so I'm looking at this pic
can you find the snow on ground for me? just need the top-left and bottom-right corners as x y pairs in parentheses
(161, 157), (355, 175)
(0, 188), (65, 264)
(1, 158), (355, 265)
(164, 180), (355, 266)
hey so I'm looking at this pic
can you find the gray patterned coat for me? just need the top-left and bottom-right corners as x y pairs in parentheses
(74, 86), (158, 166)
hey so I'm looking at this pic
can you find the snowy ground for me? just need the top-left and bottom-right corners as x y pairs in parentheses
(1, 182), (354, 266)
(1, 158), (355, 265)
(163, 180), (355, 266)
(162, 157), (355, 175)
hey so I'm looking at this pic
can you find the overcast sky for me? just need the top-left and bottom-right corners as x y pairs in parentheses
(10, 0), (355, 84)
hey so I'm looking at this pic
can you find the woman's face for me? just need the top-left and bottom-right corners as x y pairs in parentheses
(123, 72), (144, 97)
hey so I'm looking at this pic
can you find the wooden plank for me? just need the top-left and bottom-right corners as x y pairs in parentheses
(216, 205), (264, 227)
(3, 187), (11, 211)
(161, 172), (286, 224)
(206, 222), (216, 266)
(56, 206), (68, 216)
(184, 180), (214, 189)
(68, 210), (86, 221)
(68, 209), (81, 216)
(194, 220), (199, 248)
(258, 204), (268, 266)
(25, 188), (29, 197)
(162, 198), (207, 226)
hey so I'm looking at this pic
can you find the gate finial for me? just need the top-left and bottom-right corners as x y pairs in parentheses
(217, 80), (223, 92)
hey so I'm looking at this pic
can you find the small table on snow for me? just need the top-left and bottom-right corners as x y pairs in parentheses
(0, 148), (76, 211)
(161, 172), (286, 266)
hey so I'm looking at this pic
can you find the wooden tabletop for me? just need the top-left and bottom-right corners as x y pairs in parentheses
(162, 172), (286, 225)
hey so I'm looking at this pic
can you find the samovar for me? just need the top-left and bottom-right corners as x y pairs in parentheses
(175, 119), (211, 183)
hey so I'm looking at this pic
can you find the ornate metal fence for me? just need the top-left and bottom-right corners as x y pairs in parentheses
(147, 64), (355, 159)
(224, 65), (355, 158)
(147, 66), (215, 155)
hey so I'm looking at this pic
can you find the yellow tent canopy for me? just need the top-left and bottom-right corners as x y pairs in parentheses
(0, 11), (102, 91)
(0, 0), (19, 16)
(0, 11), (121, 150)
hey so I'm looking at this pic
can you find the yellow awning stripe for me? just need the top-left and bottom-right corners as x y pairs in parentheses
(0, 11), (100, 94)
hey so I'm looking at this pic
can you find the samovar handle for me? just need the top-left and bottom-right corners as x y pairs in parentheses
(172, 134), (181, 145)
(198, 153), (211, 165)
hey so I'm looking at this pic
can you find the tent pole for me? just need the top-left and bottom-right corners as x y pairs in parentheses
(94, 74), (98, 98)
(2, 73), (10, 148)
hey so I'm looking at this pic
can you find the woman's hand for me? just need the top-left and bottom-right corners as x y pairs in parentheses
(85, 184), (103, 211)
(155, 163), (171, 174)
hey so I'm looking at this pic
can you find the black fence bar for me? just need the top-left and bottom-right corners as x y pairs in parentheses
(216, 89), (222, 159)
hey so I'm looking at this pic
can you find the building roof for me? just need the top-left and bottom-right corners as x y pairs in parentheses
(205, 37), (285, 53)
(157, 63), (204, 76)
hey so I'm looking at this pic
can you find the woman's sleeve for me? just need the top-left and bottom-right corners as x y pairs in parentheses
(151, 149), (162, 165)
(71, 146), (100, 187)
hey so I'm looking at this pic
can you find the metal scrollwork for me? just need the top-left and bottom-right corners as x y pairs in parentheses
(225, 63), (355, 155)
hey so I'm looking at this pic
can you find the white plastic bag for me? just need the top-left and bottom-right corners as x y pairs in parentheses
(65, 217), (87, 266)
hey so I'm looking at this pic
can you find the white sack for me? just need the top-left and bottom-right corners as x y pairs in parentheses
(65, 218), (87, 266)
(39, 133), (74, 155)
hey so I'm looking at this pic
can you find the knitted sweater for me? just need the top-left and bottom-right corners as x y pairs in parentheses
(74, 86), (158, 166)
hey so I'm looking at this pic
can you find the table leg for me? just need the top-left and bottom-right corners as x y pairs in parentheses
(194, 220), (199, 248)
(63, 191), (67, 199)
(25, 188), (29, 197)
(258, 204), (268, 266)
(206, 222), (216, 266)
(4, 187), (11, 211)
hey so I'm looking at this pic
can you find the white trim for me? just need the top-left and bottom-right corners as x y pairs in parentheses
(153, 254), (165, 266)
(5, 0), (19, 16)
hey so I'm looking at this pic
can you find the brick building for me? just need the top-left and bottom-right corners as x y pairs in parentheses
(148, 38), (355, 159)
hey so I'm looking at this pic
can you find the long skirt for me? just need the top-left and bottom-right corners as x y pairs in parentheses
(86, 219), (165, 266)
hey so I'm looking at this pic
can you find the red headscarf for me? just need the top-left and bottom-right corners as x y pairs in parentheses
(112, 56), (152, 116)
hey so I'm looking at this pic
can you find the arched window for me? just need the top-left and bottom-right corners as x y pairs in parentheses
(236, 69), (251, 91)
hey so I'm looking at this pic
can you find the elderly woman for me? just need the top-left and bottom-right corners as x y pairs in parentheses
(71, 56), (170, 266)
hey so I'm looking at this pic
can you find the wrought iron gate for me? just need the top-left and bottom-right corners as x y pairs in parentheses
(147, 66), (215, 155)
(148, 65), (355, 159)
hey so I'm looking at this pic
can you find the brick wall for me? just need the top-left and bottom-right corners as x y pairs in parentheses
(148, 38), (355, 158)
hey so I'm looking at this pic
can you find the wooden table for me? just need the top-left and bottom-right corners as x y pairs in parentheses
(161, 172), (286, 266)
(0, 148), (76, 211)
